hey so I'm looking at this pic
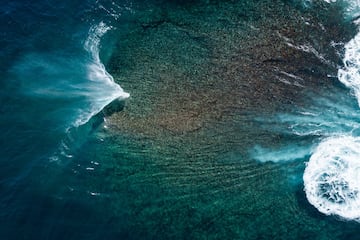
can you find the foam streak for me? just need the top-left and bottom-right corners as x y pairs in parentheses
(75, 22), (129, 127)
(302, 0), (360, 221)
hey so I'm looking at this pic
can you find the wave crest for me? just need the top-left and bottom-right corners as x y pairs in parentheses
(74, 22), (129, 127)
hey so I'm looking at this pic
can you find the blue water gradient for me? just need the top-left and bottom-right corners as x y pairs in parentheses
(2, 0), (360, 239)
(0, 1), (131, 237)
(0, 0), (129, 174)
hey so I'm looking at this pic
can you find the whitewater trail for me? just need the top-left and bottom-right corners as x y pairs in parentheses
(250, 0), (360, 221)
(75, 21), (129, 127)
(303, 0), (360, 221)
(51, 22), (129, 161)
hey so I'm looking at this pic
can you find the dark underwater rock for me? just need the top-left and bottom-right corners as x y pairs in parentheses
(106, 0), (355, 139)
(93, 1), (360, 238)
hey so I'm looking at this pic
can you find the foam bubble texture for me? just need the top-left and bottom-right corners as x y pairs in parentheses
(338, 32), (360, 107)
(304, 136), (360, 221)
(300, 0), (360, 221)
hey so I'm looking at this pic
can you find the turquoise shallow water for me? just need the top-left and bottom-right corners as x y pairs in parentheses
(2, 0), (360, 239)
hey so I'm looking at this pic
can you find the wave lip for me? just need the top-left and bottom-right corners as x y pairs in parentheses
(73, 21), (129, 127)
(304, 136), (360, 221)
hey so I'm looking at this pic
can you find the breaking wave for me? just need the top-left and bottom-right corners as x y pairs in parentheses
(304, 136), (360, 220)
(303, 0), (360, 221)
(76, 21), (129, 127)
(252, 0), (360, 221)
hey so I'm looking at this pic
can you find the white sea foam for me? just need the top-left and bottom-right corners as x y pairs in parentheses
(74, 21), (129, 127)
(12, 21), (129, 129)
(251, 144), (311, 163)
(338, 33), (360, 107)
(304, 136), (360, 221)
(341, 0), (360, 19)
(280, 98), (360, 137)
(301, 0), (360, 221)
(47, 22), (129, 161)
(84, 21), (111, 64)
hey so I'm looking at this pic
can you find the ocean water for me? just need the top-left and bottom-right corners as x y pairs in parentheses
(254, 0), (360, 224)
(0, 0), (130, 238)
(2, 0), (360, 239)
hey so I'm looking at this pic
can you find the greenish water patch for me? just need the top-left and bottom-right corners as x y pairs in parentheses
(4, 0), (359, 239)
(73, 0), (360, 239)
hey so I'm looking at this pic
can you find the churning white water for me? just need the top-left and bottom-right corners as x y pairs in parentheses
(303, 0), (360, 221)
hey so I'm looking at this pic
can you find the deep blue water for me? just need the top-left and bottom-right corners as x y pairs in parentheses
(2, 0), (360, 239)
(0, 1), (130, 238)
(1, 1), (129, 173)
